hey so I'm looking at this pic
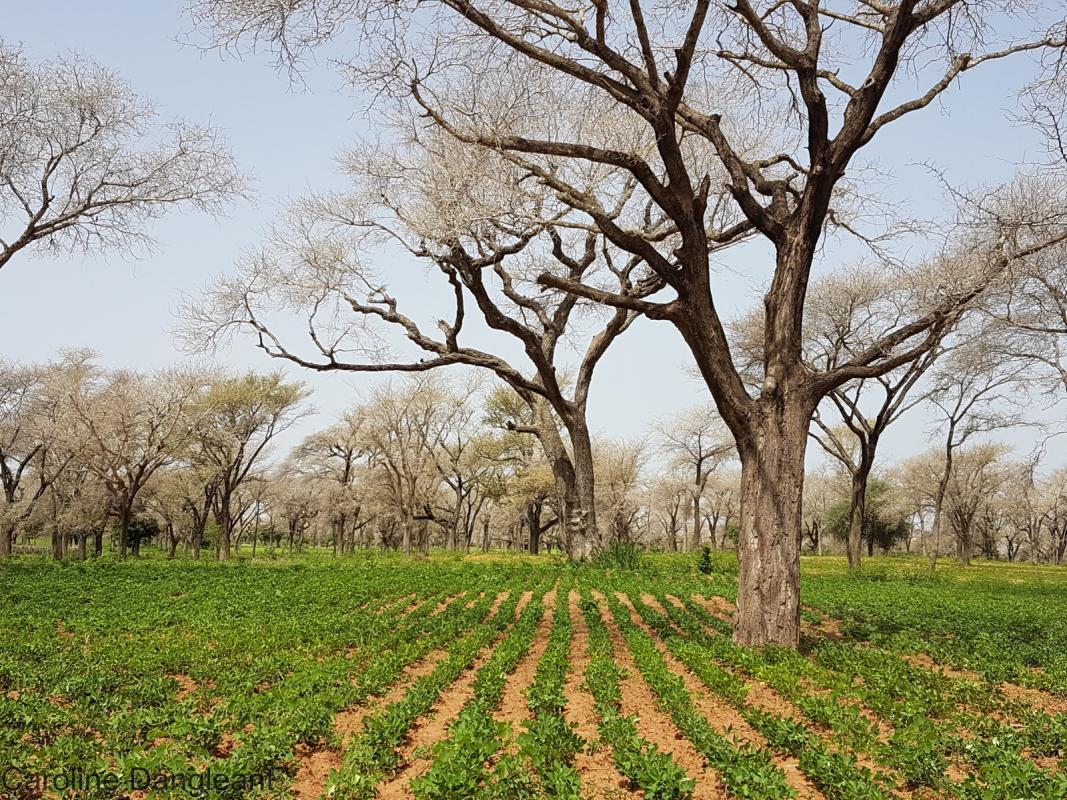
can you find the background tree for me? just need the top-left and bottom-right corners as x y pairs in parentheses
(291, 411), (369, 555)
(826, 476), (910, 557)
(803, 265), (951, 571)
(0, 41), (241, 275)
(654, 405), (734, 551)
(193, 371), (308, 560)
(925, 341), (1031, 571)
(186, 137), (658, 558)
(67, 366), (204, 558)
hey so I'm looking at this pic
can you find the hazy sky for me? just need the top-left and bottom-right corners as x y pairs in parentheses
(2, 1), (1063, 468)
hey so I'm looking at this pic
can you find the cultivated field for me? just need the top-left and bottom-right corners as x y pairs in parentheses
(1, 555), (1064, 800)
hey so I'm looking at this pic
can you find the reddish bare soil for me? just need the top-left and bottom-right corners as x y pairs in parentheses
(565, 590), (635, 799)
(170, 674), (198, 701)
(617, 593), (825, 800)
(692, 594), (736, 623)
(590, 590), (729, 800)
(1000, 681), (1067, 715)
(375, 590), (533, 800)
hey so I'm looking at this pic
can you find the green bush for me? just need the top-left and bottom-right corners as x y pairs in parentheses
(697, 546), (713, 575)
(592, 541), (644, 570)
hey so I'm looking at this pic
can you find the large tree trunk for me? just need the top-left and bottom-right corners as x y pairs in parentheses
(733, 402), (808, 648)
(0, 523), (13, 556)
(532, 400), (597, 559)
(93, 528), (104, 557)
(526, 502), (539, 554)
(958, 525), (973, 565)
(568, 419), (599, 556)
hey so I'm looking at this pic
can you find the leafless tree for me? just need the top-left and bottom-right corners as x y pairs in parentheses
(0, 41), (243, 275)
(654, 405), (735, 551)
(925, 339), (1032, 571)
(291, 411), (371, 554)
(183, 131), (665, 557)
(67, 366), (208, 558)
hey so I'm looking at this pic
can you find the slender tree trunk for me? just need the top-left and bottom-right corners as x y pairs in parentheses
(929, 475), (950, 573)
(117, 500), (133, 560)
(217, 497), (232, 561)
(846, 461), (871, 571)
(77, 533), (87, 561)
(733, 402), (809, 648)
(51, 528), (64, 561)
(93, 528), (103, 557)
(219, 529), (231, 560)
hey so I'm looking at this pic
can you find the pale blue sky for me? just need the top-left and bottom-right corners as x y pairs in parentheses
(1, 1), (1061, 468)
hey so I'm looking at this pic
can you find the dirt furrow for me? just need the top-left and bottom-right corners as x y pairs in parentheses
(563, 588), (635, 800)
(565, 589), (635, 799)
(493, 587), (557, 738)
(625, 594), (825, 800)
(999, 681), (1067, 715)
(590, 590), (729, 800)
(291, 647), (451, 800)
(375, 589), (534, 800)
(431, 591), (466, 616)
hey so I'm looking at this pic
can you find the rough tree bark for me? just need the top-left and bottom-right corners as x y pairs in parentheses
(733, 399), (811, 647)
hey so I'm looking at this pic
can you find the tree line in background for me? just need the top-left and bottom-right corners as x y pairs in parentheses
(3, 355), (1065, 566)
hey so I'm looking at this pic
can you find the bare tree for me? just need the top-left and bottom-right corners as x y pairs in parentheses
(68, 366), (206, 558)
(0, 41), (242, 275)
(188, 0), (1067, 645)
(184, 133), (661, 557)
(985, 242), (1067, 399)
(0, 361), (48, 555)
(654, 405), (734, 551)
(649, 476), (689, 552)
(291, 411), (370, 554)
(925, 340), (1031, 571)
(802, 266), (953, 571)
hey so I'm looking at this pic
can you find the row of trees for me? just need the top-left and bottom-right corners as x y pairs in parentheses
(4, 356), (1064, 566)
(0, 354), (305, 559)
